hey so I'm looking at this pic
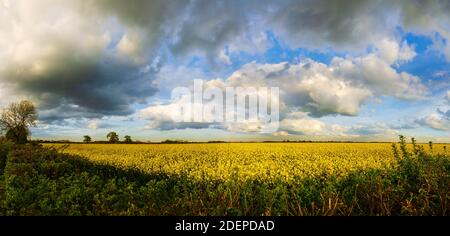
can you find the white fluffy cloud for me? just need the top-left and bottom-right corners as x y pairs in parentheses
(225, 61), (372, 117)
(415, 92), (450, 132)
(280, 119), (325, 135)
(279, 112), (326, 135)
(88, 121), (100, 130)
(139, 95), (213, 130)
(376, 38), (417, 65)
(140, 102), (183, 130)
(416, 112), (450, 131)
(225, 43), (426, 117)
(332, 54), (427, 100)
(140, 40), (427, 132)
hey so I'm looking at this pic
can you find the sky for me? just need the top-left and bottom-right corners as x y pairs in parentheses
(0, 0), (449, 142)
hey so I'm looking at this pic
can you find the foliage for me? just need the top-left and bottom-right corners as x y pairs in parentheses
(83, 136), (92, 143)
(0, 138), (14, 174)
(106, 132), (119, 143)
(161, 139), (188, 144)
(123, 135), (132, 143)
(0, 100), (38, 144)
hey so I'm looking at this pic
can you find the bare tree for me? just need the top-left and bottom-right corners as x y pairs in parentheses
(0, 100), (38, 144)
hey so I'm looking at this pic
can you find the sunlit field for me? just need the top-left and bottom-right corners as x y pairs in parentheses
(0, 141), (448, 216)
(47, 143), (398, 182)
(47, 143), (447, 183)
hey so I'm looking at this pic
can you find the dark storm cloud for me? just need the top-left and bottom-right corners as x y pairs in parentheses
(270, 0), (450, 50)
(84, 0), (186, 49)
(270, 0), (384, 50)
(170, 0), (266, 62)
(0, 0), (449, 124)
(397, 0), (450, 31)
(2, 49), (157, 121)
(0, 0), (167, 122)
(88, 0), (267, 62)
(86, 0), (450, 53)
(0, 0), (265, 122)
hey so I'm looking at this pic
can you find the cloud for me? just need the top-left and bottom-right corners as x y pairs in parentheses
(0, 0), (158, 121)
(414, 91), (450, 132)
(330, 123), (400, 138)
(286, 70), (373, 116)
(226, 48), (426, 117)
(88, 121), (99, 130)
(154, 65), (207, 95)
(139, 46), (428, 131)
(225, 61), (373, 117)
(269, 0), (450, 58)
(0, 0), (446, 126)
(84, 0), (271, 60)
(218, 49), (232, 65)
(91, 0), (450, 59)
(348, 124), (399, 136)
(272, 131), (289, 137)
(446, 90), (450, 104)
(331, 124), (350, 133)
(388, 124), (417, 130)
(0, 0), (273, 121)
(139, 98), (213, 131)
(375, 38), (417, 65)
(224, 120), (269, 133)
(331, 54), (427, 100)
(415, 110), (450, 131)
(437, 108), (450, 118)
(279, 114), (326, 135)
(168, 0), (271, 63)
(269, 0), (388, 51)
(87, 119), (114, 130)
(116, 30), (149, 64)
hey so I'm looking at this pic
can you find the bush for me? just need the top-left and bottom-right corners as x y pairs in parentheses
(0, 138), (14, 174)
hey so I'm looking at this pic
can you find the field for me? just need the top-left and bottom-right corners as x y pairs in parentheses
(52, 143), (400, 182)
(53, 143), (449, 182)
(0, 140), (449, 216)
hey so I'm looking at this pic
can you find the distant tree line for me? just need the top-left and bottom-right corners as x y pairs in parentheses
(82, 132), (135, 144)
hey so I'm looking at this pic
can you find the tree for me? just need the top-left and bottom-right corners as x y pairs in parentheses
(0, 100), (38, 144)
(107, 132), (119, 143)
(124, 135), (132, 143)
(83, 135), (92, 143)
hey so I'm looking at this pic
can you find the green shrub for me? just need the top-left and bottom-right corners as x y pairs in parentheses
(0, 138), (14, 174)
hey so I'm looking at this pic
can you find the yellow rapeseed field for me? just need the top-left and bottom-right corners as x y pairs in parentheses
(3, 142), (446, 215)
(43, 142), (446, 183)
